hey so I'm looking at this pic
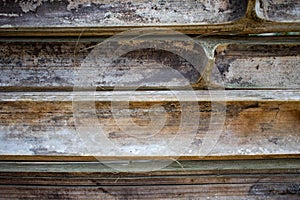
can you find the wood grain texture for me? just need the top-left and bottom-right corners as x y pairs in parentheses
(1, 159), (300, 174)
(0, 184), (298, 199)
(0, 39), (202, 90)
(212, 43), (300, 89)
(0, 159), (299, 199)
(256, 0), (300, 22)
(1, 90), (300, 102)
(0, 184), (299, 199)
(0, 0), (248, 27)
(0, 94), (299, 157)
(0, 0), (299, 199)
(0, 0), (300, 36)
(0, 37), (299, 90)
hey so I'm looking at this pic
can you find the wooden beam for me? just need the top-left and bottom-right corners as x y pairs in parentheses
(0, 159), (299, 198)
(0, 37), (299, 90)
(0, 0), (299, 36)
(1, 90), (300, 102)
(0, 91), (299, 158)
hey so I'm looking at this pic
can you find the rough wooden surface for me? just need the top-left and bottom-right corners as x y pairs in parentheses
(0, 0), (247, 26)
(0, 39), (203, 90)
(0, 0), (299, 36)
(0, 183), (299, 199)
(1, 90), (300, 102)
(0, 37), (299, 90)
(0, 93), (299, 157)
(256, 0), (300, 22)
(1, 159), (300, 174)
(0, 0), (300, 199)
(1, 184), (299, 199)
(0, 159), (299, 199)
(212, 43), (300, 88)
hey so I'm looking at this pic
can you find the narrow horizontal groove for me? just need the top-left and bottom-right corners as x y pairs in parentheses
(1, 154), (300, 162)
(0, 182), (296, 189)
(1, 90), (299, 102)
(0, 15), (299, 37)
(0, 173), (298, 187)
(1, 23), (300, 37)
(0, 158), (299, 176)
(0, 35), (299, 43)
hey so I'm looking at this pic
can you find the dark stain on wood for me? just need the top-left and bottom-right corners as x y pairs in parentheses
(0, 0), (248, 27)
(0, 40), (202, 90)
(213, 44), (300, 88)
(116, 48), (201, 84)
(1, 39), (300, 90)
(249, 183), (300, 196)
(257, 0), (300, 22)
(0, 100), (299, 156)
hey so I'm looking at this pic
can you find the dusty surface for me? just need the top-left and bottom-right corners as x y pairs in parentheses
(212, 44), (300, 89)
(0, 0), (247, 27)
(0, 1), (299, 199)
(0, 100), (299, 156)
(256, 0), (300, 22)
(0, 39), (300, 90)
(0, 40), (201, 90)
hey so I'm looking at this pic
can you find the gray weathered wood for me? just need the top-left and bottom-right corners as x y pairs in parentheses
(0, 0), (248, 27)
(0, 0), (300, 36)
(1, 159), (300, 173)
(0, 0), (299, 199)
(256, 0), (300, 22)
(1, 90), (299, 102)
(1, 184), (299, 199)
(0, 37), (299, 90)
(211, 43), (300, 88)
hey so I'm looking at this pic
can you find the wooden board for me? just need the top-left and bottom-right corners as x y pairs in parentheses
(0, 0), (299, 36)
(0, 159), (299, 199)
(0, 91), (299, 158)
(0, 37), (299, 90)
(0, 0), (247, 27)
(0, 0), (300, 199)
(212, 43), (300, 89)
(256, 0), (300, 22)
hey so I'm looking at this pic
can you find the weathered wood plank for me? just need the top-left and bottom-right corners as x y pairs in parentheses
(1, 174), (299, 188)
(256, 0), (300, 22)
(1, 159), (300, 174)
(0, 1), (299, 199)
(0, 94), (299, 157)
(0, 0), (299, 36)
(0, 37), (299, 90)
(0, 182), (299, 199)
(212, 43), (300, 88)
(0, 0), (248, 27)
(1, 90), (300, 102)
(1, 184), (297, 200)
(0, 39), (202, 90)
(0, 159), (299, 199)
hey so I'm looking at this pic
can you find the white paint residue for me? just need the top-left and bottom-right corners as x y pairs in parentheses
(0, 13), (20, 17)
